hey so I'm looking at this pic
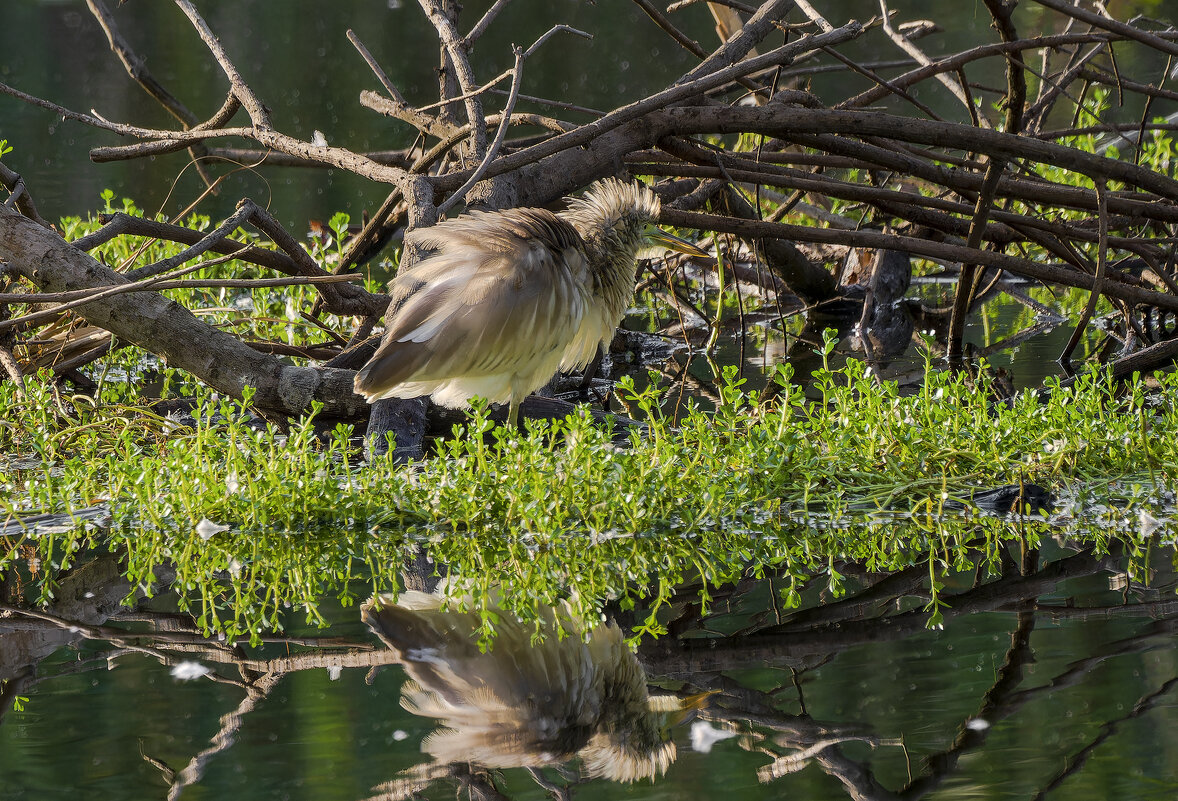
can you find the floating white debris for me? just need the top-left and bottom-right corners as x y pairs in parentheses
(196, 518), (229, 541)
(392, 730), (409, 741)
(171, 661), (211, 681)
(965, 718), (991, 731)
(690, 720), (737, 753)
(327, 665), (343, 681)
(311, 130), (328, 147)
(1139, 510), (1163, 538)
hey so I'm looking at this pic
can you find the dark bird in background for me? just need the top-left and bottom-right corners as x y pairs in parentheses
(362, 590), (708, 782)
(353, 179), (705, 427)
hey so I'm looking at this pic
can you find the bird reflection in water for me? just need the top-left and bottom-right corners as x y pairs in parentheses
(362, 590), (705, 784)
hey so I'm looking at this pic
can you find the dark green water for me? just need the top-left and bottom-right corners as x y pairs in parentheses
(3, 547), (1177, 800)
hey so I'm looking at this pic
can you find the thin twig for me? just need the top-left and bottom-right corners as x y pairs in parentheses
(483, 88), (604, 116)
(0, 274), (363, 304)
(1033, 0), (1178, 58)
(879, 0), (991, 127)
(0, 79), (408, 186)
(464, 0), (515, 48)
(840, 31), (1153, 110)
(413, 25), (591, 117)
(794, 0), (834, 33)
(633, 0), (707, 59)
(348, 29), (456, 139)
(0, 162), (52, 228)
(89, 92), (242, 162)
(126, 202), (254, 281)
(0, 251), (244, 334)
(437, 45), (526, 216)
(431, 25), (591, 215)
(418, 0), (488, 159)
(172, 0), (270, 124)
(668, 0), (758, 13)
(679, 0), (798, 84)
(947, 159), (1007, 360)
(1060, 182), (1109, 365)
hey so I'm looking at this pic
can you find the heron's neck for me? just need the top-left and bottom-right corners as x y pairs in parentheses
(583, 234), (640, 318)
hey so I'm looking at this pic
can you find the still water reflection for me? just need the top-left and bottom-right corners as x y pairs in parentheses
(3, 543), (1177, 800)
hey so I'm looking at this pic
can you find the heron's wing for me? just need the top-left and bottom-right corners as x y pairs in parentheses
(355, 209), (590, 395)
(404, 207), (581, 258)
(365, 601), (601, 714)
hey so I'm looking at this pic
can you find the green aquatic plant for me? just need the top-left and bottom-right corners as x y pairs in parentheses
(3, 354), (1176, 644)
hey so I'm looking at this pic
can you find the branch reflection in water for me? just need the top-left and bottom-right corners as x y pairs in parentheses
(2, 542), (1177, 799)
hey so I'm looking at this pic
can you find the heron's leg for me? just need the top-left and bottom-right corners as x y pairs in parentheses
(507, 377), (529, 431)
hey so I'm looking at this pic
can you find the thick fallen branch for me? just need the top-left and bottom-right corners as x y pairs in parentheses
(0, 205), (367, 418)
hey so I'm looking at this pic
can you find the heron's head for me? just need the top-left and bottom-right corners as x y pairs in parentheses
(563, 179), (706, 276)
(564, 178), (661, 245)
(577, 689), (715, 783)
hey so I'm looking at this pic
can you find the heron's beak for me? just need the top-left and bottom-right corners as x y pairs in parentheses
(660, 689), (720, 728)
(645, 225), (709, 258)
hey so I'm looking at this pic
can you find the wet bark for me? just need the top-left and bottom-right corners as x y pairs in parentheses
(0, 206), (368, 419)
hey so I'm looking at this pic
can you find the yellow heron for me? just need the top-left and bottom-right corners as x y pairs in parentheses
(362, 590), (707, 782)
(353, 179), (705, 427)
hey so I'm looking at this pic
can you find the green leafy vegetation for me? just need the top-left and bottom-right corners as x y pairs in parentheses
(3, 338), (1174, 643)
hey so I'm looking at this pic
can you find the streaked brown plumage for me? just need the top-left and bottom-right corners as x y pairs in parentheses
(353, 179), (704, 427)
(362, 590), (696, 782)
